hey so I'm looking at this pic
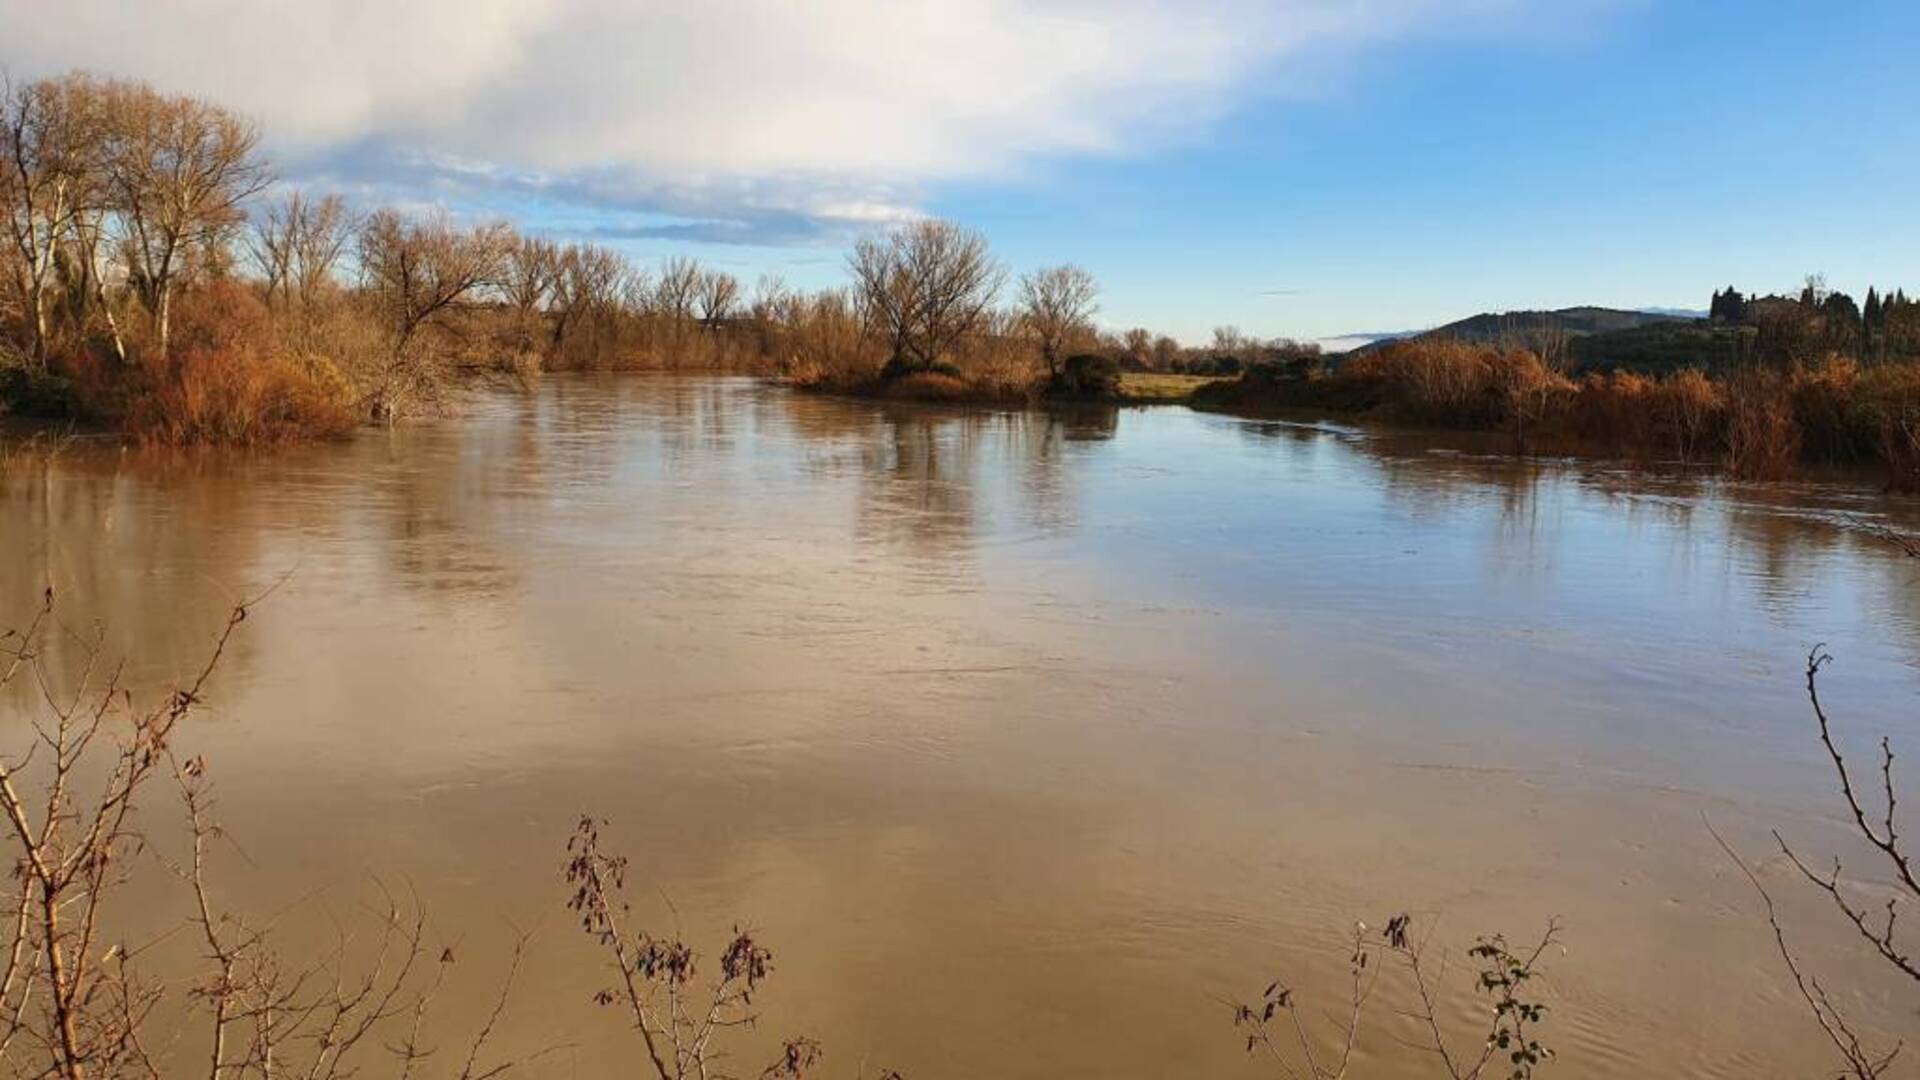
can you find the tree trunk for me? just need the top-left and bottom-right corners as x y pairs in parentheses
(27, 279), (49, 368)
(155, 285), (172, 362)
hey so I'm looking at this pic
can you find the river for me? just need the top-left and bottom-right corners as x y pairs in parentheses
(5, 374), (1919, 1077)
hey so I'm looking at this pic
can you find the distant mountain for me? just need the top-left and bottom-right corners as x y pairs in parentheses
(1317, 331), (1414, 352)
(1345, 306), (1702, 353)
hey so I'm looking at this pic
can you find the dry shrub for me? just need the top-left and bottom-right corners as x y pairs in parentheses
(125, 348), (356, 445)
(950, 333), (1043, 402)
(1374, 340), (1495, 421)
(1789, 355), (1867, 461)
(1657, 368), (1725, 463)
(1349, 340), (1569, 428)
(1725, 370), (1803, 480)
(1852, 363), (1920, 490)
(1491, 348), (1572, 448)
(1571, 371), (1657, 453)
(93, 281), (358, 444)
(1567, 369), (1725, 462)
(877, 371), (973, 402)
(776, 292), (882, 390)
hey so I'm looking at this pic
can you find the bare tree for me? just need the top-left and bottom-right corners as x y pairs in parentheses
(0, 74), (101, 366)
(98, 80), (269, 359)
(497, 232), (561, 359)
(248, 190), (354, 309)
(501, 232), (559, 320)
(695, 268), (739, 332)
(847, 219), (1004, 376)
(749, 274), (789, 326)
(1016, 264), (1099, 377)
(1211, 325), (1248, 359)
(550, 243), (632, 361)
(356, 210), (513, 419)
(1151, 334), (1181, 371)
(652, 256), (702, 324)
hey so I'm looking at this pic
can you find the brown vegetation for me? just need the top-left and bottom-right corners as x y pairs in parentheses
(7, 66), (1914, 475)
(0, 73), (829, 444)
(1193, 339), (1920, 486)
(1234, 916), (1561, 1080)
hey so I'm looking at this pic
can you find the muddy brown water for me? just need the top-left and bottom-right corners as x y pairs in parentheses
(5, 374), (1920, 1077)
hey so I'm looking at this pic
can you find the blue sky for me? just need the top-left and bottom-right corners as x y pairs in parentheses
(6, 0), (1916, 344)
(926, 0), (1920, 342)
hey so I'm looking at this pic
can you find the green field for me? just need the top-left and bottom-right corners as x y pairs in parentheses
(1118, 373), (1226, 404)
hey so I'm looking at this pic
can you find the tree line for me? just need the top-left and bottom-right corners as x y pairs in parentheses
(1711, 277), (1920, 366)
(2, 72), (1186, 435)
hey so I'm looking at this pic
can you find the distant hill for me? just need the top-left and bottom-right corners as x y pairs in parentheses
(1349, 307), (1701, 353)
(1568, 320), (1750, 373)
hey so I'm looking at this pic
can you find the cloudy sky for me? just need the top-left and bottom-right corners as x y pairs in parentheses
(3, 0), (1914, 342)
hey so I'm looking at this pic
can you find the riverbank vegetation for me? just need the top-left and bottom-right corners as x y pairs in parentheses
(7, 68), (1920, 484)
(1192, 334), (1920, 486)
(0, 73), (1124, 440)
(0, 74), (803, 443)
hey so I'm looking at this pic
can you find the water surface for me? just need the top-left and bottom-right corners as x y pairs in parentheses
(6, 375), (1920, 1077)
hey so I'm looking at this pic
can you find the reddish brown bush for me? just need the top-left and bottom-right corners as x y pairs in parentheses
(123, 346), (356, 445)
(1725, 371), (1803, 480)
(67, 282), (360, 445)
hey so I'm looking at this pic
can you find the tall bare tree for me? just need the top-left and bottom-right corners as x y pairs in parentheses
(548, 243), (632, 363)
(501, 233), (559, 319)
(0, 75), (101, 366)
(1017, 264), (1099, 377)
(356, 210), (513, 418)
(98, 81), (268, 359)
(652, 256), (702, 324)
(848, 219), (1004, 375)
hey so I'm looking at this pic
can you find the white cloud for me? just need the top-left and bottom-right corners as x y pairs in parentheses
(0, 0), (1592, 243)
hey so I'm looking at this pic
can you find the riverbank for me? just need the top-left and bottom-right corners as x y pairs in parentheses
(1190, 339), (1920, 487)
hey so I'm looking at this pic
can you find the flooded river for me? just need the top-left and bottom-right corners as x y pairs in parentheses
(5, 375), (1919, 1077)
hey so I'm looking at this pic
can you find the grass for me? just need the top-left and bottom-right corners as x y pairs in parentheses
(1118, 372), (1226, 404)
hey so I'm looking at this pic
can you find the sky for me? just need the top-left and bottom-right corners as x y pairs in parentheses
(2, 0), (1915, 344)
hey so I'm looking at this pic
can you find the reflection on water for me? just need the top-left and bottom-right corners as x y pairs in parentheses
(6, 375), (1920, 1078)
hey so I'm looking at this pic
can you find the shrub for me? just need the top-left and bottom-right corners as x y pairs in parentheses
(1725, 371), (1802, 480)
(1570, 371), (1658, 454)
(878, 371), (973, 402)
(1046, 353), (1122, 401)
(123, 347), (357, 445)
(1853, 363), (1920, 490)
(1789, 355), (1870, 462)
(0, 364), (78, 419)
(1656, 368), (1725, 463)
